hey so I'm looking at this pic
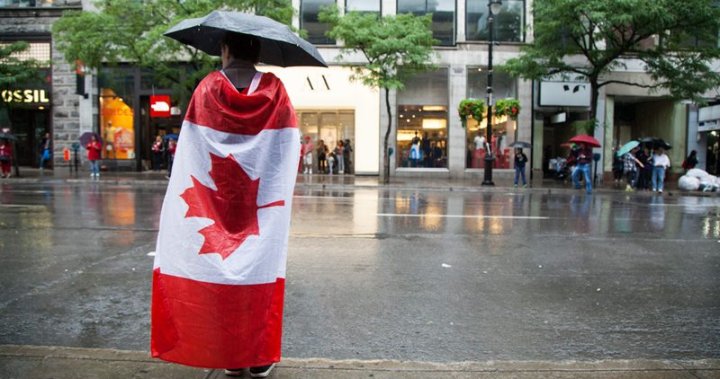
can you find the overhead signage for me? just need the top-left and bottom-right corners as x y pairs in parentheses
(539, 80), (591, 107)
(1, 89), (50, 104)
(698, 104), (720, 132)
(150, 95), (171, 118)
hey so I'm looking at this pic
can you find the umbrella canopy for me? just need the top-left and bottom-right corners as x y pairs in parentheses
(509, 141), (531, 149)
(79, 132), (102, 146)
(617, 140), (640, 156)
(642, 137), (672, 150)
(163, 133), (179, 141)
(164, 11), (327, 67)
(0, 132), (17, 141)
(568, 134), (601, 148)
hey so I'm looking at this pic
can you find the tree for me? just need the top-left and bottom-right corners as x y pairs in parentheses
(503, 0), (720, 132)
(319, 7), (436, 183)
(52, 0), (294, 107)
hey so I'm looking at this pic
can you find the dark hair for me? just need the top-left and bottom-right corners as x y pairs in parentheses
(222, 32), (261, 64)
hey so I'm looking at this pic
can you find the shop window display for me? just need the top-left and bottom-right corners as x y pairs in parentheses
(397, 105), (448, 168)
(99, 66), (136, 160)
(100, 88), (135, 159)
(298, 110), (355, 174)
(466, 67), (517, 169)
(397, 69), (449, 169)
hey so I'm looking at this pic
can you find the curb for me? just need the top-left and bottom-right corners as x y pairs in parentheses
(1, 345), (719, 379)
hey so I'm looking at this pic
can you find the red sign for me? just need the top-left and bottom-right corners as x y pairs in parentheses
(150, 95), (171, 118)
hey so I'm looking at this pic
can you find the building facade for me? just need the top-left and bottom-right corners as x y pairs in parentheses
(2, 0), (717, 180)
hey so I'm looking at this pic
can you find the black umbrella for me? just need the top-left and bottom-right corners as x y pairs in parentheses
(509, 141), (531, 149)
(79, 132), (102, 146)
(0, 132), (17, 141)
(639, 137), (672, 150)
(164, 11), (327, 67)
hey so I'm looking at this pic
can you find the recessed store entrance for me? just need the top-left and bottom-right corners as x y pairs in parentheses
(298, 110), (355, 174)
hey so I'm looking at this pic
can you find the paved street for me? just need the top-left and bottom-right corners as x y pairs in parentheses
(0, 179), (719, 366)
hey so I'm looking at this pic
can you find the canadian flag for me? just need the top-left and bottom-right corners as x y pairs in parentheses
(151, 71), (300, 368)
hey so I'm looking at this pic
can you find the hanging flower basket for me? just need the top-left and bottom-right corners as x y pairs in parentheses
(458, 98), (485, 128)
(495, 98), (521, 120)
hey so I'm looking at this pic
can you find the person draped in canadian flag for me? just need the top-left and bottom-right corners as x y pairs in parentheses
(151, 32), (300, 378)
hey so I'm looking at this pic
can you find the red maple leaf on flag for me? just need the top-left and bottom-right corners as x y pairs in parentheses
(180, 153), (285, 260)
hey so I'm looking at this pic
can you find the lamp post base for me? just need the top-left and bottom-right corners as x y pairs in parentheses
(482, 155), (495, 186)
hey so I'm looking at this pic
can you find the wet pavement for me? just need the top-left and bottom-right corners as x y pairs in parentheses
(0, 178), (719, 366)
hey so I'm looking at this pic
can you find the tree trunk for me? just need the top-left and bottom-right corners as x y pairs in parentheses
(589, 77), (600, 134)
(383, 87), (392, 184)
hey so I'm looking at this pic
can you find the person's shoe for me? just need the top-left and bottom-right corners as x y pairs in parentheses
(523, 184), (527, 188)
(224, 368), (244, 377)
(659, 189), (663, 193)
(249, 363), (275, 378)
(514, 184), (518, 188)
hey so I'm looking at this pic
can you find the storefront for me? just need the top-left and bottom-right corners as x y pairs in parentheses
(267, 66), (380, 175)
(0, 69), (51, 167)
(698, 104), (720, 175)
(97, 65), (182, 171)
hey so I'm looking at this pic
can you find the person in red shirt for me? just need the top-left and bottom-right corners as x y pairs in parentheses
(0, 139), (12, 178)
(86, 135), (102, 178)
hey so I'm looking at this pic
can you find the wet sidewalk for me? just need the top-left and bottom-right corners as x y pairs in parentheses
(3, 167), (713, 197)
(2, 345), (719, 379)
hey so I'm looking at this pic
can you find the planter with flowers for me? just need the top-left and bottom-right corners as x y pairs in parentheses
(494, 98), (520, 120)
(458, 98), (485, 128)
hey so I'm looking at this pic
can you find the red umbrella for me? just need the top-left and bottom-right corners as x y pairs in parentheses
(568, 134), (601, 148)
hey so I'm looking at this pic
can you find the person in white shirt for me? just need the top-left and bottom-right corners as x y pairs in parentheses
(473, 132), (486, 152)
(651, 147), (671, 193)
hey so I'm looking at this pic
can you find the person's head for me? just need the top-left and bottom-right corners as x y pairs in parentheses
(690, 150), (697, 156)
(221, 32), (261, 66)
(657, 147), (664, 154)
(90, 135), (97, 142)
(156, 135), (162, 142)
(515, 148), (523, 154)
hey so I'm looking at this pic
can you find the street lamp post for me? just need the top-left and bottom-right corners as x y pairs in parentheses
(482, 0), (502, 186)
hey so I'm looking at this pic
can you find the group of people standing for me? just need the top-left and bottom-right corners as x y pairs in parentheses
(151, 135), (177, 178)
(613, 145), (672, 193)
(301, 137), (352, 175)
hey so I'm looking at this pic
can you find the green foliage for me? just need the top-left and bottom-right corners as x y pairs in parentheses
(0, 41), (42, 89)
(52, 0), (294, 107)
(458, 98), (486, 128)
(319, 5), (436, 91)
(502, 0), (720, 120)
(319, 5), (436, 183)
(494, 98), (520, 119)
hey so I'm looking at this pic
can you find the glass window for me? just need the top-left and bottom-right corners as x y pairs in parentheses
(397, 0), (455, 46)
(466, 0), (524, 42)
(99, 66), (136, 160)
(466, 67), (517, 169)
(0, 0), (57, 7)
(301, 0), (336, 45)
(346, 0), (380, 14)
(397, 69), (449, 168)
(298, 110), (355, 174)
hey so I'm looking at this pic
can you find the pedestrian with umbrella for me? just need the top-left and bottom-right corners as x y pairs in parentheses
(621, 144), (644, 192)
(152, 11), (326, 378)
(513, 147), (529, 187)
(568, 135), (601, 194)
(85, 134), (102, 179)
